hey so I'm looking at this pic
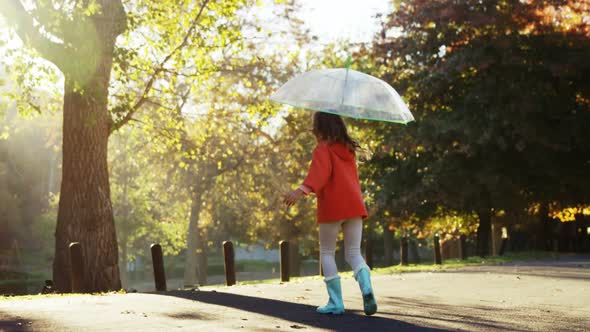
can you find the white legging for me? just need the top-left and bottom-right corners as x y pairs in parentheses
(319, 217), (368, 280)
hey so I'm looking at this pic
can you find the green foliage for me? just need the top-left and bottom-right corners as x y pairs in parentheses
(0, 115), (59, 255)
(361, 0), (590, 227)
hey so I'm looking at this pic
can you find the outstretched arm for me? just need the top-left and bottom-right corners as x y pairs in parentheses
(282, 145), (332, 207)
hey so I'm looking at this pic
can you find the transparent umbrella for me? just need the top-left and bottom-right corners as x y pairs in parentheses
(270, 67), (414, 124)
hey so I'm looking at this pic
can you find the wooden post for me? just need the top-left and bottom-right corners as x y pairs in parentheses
(279, 241), (290, 282)
(69, 242), (84, 293)
(150, 244), (167, 291)
(400, 236), (409, 266)
(460, 234), (468, 260)
(223, 241), (236, 286)
(434, 235), (442, 265)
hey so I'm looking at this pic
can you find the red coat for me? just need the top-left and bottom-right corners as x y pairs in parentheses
(302, 142), (368, 223)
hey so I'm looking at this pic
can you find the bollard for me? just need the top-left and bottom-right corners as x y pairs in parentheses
(498, 238), (508, 256)
(150, 243), (167, 291)
(223, 241), (236, 286)
(434, 235), (442, 265)
(279, 241), (290, 282)
(400, 236), (409, 266)
(460, 234), (468, 260)
(69, 242), (84, 293)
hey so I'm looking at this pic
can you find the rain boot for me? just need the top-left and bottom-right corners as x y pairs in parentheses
(316, 276), (345, 315)
(355, 266), (377, 315)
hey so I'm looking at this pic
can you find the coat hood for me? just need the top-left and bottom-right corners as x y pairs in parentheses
(327, 142), (355, 161)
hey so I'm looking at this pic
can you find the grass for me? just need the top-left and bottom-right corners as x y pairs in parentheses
(373, 251), (554, 275)
(1, 251), (556, 297)
(0, 289), (127, 301)
(203, 251), (555, 288)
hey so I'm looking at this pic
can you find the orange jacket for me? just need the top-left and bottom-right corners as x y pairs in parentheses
(302, 142), (368, 223)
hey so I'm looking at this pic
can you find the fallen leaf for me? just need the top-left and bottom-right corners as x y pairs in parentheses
(290, 324), (306, 329)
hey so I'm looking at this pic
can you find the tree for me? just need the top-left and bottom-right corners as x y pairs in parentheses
(0, 0), (250, 292)
(363, 0), (590, 256)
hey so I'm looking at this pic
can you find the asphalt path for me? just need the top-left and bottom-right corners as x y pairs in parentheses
(1, 256), (589, 331)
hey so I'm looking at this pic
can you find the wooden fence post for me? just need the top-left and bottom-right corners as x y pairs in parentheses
(150, 243), (167, 291)
(400, 236), (409, 266)
(434, 235), (442, 265)
(279, 240), (290, 282)
(69, 242), (84, 293)
(223, 241), (236, 286)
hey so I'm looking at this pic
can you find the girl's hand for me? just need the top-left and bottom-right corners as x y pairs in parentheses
(283, 188), (304, 207)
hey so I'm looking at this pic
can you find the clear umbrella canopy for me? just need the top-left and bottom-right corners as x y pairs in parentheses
(270, 68), (414, 124)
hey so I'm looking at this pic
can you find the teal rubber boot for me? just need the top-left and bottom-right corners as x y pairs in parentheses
(355, 267), (377, 315)
(316, 277), (345, 315)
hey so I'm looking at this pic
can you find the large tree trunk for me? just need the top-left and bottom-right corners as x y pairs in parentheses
(53, 76), (120, 292)
(184, 194), (202, 287)
(477, 209), (492, 257)
(1, 0), (126, 293)
(52, 1), (126, 292)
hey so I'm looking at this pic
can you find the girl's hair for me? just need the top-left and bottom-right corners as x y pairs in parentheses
(312, 112), (361, 152)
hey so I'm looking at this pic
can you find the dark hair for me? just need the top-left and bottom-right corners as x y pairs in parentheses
(312, 112), (361, 152)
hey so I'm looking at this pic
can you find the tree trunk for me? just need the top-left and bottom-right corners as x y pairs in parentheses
(184, 194), (202, 287)
(196, 228), (208, 285)
(477, 209), (492, 257)
(48, 0), (126, 293)
(53, 77), (120, 292)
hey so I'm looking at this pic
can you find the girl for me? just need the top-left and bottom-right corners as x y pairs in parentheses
(283, 111), (377, 316)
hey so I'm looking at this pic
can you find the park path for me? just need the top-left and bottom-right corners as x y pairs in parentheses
(1, 256), (589, 331)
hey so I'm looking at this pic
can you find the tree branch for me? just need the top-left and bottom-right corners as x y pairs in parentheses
(0, 0), (66, 70)
(109, 0), (210, 134)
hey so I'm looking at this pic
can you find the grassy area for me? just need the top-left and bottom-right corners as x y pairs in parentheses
(204, 251), (556, 287)
(0, 290), (127, 301)
(2, 251), (557, 297)
(373, 251), (555, 275)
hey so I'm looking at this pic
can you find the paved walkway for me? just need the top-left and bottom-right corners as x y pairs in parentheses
(1, 256), (589, 331)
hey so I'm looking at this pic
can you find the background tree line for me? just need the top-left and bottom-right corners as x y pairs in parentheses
(1, 0), (589, 292)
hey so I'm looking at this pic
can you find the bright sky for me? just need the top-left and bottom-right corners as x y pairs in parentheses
(298, 0), (392, 43)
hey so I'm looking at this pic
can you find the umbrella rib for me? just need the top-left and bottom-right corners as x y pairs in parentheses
(340, 67), (349, 106)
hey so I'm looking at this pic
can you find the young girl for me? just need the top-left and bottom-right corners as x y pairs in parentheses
(283, 111), (377, 316)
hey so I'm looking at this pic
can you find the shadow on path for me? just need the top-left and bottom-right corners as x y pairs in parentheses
(384, 296), (590, 332)
(160, 290), (449, 332)
(450, 256), (590, 281)
(0, 314), (36, 332)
